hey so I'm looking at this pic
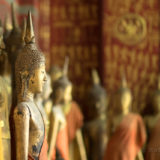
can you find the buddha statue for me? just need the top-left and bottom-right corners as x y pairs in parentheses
(13, 11), (48, 160)
(145, 75), (160, 160)
(4, 3), (25, 108)
(83, 69), (108, 160)
(103, 75), (146, 160)
(49, 65), (62, 85)
(48, 57), (87, 160)
(4, 3), (22, 67)
(0, 24), (11, 160)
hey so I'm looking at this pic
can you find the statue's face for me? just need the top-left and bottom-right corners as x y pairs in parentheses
(120, 91), (132, 114)
(51, 71), (62, 83)
(96, 95), (107, 115)
(42, 75), (52, 100)
(29, 65), (47, 94)
(63, 85), (72, 105)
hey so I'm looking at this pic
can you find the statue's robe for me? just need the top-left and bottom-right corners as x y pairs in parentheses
(50, 106), (69, 160)
(145, 118), (160, 160)
(52, 102), (83, 160)
(14, 101), (48, 160)
(28, 132), (48, 160)
(66, 101), (83, 143)
(103, 113), (146, 160)
(66, 101), (83, 160)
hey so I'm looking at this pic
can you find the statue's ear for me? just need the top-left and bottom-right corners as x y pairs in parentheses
(20, 71), (29, 80)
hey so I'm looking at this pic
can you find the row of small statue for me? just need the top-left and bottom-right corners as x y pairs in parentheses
(0, 3), (160, 160)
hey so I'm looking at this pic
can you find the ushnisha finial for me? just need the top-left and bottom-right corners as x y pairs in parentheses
(11, 2), (18, 29)
(63, 56), (69, 76)
(92, 69), (100, 85)
(121, 73), (127, 88)
(21, 18), (26, 43)
(25, 11), (35, 44)
(4, 14), (12, 32)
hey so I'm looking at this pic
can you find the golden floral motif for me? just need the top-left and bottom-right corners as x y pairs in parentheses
(114, 13), (147, 46)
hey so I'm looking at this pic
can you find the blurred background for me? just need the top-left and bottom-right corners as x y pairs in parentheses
(0, 0), (159, 115)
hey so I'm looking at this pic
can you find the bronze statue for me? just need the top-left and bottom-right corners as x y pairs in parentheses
(145, 75), (160, 160)
(4, 3), (25, 108)
(4, 3), (22, 67)
(48, 57), (87, 160)
(103, 75), (146, 160)
(0, 25), (11, 160)
(83, 69), (108, 160)
(13, 11), (48, 160)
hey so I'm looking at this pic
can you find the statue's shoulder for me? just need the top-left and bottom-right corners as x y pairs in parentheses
(14, 102), (31, 119)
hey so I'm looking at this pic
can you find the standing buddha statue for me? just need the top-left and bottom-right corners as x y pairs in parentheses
(103, 75), (146, 160)
(83, 69), (108, 160)
(48, 57), (87, 160)
(13, 11), (48, 160)
(4, 3), (25, 107)
(145, 75), (160, 160)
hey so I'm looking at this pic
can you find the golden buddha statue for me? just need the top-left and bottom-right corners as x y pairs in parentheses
(48, 57), (87, 160)
(103, 75), (146, 160)
(83, 69), (108, 160)
(0, 24), (11, 160)
(13, 11), (48, 160)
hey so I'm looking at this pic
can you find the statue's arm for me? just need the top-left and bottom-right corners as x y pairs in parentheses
(76, 129), (88, 160)
(48, 112), (60, 159)
(13, 104), (30, 160)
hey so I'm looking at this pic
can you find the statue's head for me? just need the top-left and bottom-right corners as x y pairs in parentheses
(4, 3), (22, 66)
(152, 76), (160, 113)
(116, 75), (132, 114)
(15, 11), (46, 101)
(51, 57), (72, 105)
(87, 70), (107, 119)
(49, 65), (62, 84)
